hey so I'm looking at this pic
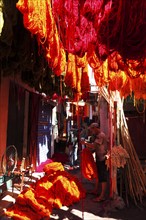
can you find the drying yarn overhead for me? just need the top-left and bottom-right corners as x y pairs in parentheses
(0, 0), (146, 98)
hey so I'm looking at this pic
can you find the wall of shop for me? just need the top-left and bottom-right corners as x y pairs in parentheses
(126, 115), (146, 159)
(0, 77), (9, 166)
(0, 76), (38, 171)
(0, 76), (56, 171)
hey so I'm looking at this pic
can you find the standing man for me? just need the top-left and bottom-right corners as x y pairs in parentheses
(67, 126), (78, 169)
(81, 122), (109, 202)
(80, 122), (89, 150)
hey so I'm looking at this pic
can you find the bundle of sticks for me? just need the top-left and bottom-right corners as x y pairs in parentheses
(100, 87), (146, 206)
(120, 108), (146, 206)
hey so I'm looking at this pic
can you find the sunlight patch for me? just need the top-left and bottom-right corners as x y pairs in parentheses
(2, 195), (15, 203)
(71, 209), (121, 220)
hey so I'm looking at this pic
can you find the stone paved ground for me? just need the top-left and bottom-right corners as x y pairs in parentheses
(49, 167), (146, 220)
(0, 167), (146, 220)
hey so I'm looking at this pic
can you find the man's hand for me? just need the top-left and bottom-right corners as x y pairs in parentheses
(105, 154), (109, 160)
(80, 139), (86, 145)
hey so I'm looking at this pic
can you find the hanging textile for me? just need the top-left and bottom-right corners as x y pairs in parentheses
(81, 148), (98, 181)
(53, 0), (97, 56)
(16, 0), (66, 76)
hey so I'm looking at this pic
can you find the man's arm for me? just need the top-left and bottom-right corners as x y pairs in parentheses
(81, 140), (96, 150)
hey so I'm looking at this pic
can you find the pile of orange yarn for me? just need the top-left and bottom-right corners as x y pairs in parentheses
(5, 162), (86, 220)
